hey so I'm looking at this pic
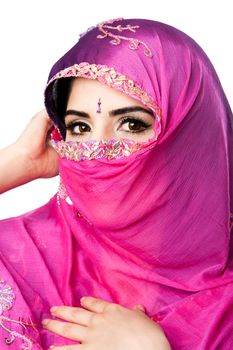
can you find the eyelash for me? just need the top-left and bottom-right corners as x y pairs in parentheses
(65, 117), (152, 136)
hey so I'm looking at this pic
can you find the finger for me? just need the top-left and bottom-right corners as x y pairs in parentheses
(36, 110), (54, 142)
(38, 109), (53, 126)
(50, 306), (93, 326)
(18, 109), (53, 145)
(80, 296), (114, 313)
(31, 110), (53, 134)
(42, 319), (87, 342)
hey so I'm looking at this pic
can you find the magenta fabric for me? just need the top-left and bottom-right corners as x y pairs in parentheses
(1, 18), (233, 349)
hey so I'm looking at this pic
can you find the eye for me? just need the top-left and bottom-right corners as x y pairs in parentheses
(65, 121), (91, 136)
(118, 117), (152, 133)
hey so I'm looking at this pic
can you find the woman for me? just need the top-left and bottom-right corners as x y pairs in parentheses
(1, 17), (233, 349)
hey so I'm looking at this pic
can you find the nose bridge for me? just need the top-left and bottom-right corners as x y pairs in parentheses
(91, 114), (114, 141)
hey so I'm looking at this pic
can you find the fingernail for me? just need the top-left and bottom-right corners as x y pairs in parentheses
(80, 296), (87, 302)
(50, 306), (58, 313)
(42, 319), (50, 327)
(49, 346), (54, 349)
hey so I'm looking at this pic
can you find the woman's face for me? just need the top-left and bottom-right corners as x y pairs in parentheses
(64, 78), (155, 142)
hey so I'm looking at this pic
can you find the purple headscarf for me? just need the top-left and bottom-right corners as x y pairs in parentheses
(0, 18), (233, 349)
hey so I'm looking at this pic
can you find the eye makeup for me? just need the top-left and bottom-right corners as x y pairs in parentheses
(65, 115), (152, 137)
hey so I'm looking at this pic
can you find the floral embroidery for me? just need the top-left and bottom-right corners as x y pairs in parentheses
(97, 18), (153, 58)
(53, 138), (156, 227)
(56, 178), (74, 207)
(57, 178), (69, 203)
(0, 279), (41, 349)
(50, 138), (154, 162)
(46, 62), (162, 141)
(0, 280), (15, 314)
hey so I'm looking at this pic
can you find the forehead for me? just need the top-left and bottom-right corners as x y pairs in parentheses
(68, 77), (146, 108)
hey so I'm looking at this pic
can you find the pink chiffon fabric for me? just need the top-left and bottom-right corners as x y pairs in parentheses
(1, 18), (233, 349)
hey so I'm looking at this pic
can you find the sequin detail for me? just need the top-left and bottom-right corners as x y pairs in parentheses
(0, 280), (15, 314)
(46, 62), (162, 139)
(97, 18), (153, 58)
(50, 138), (155, 161)
(57, 177), (93, 225)
(57, 178), (69, 203)
(0, 279), (41, 349)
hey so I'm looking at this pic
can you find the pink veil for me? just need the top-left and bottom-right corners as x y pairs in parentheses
(1, 18), (233, 349)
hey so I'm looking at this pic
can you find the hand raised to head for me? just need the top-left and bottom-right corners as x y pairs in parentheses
(15, 109), (59, 179)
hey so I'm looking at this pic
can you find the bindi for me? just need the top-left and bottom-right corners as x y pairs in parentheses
(96, 98), (102, 113)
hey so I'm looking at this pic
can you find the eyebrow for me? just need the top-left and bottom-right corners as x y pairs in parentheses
(64, 106), (154, 119)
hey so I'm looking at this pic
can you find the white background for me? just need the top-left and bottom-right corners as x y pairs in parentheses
(0, 0), (232, 219)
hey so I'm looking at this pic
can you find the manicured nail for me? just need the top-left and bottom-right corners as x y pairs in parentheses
(50, 306), (58, 313)
(80, 296), (87, 302)
(42, 319), (50, 326)
(49, 346), (55, 349)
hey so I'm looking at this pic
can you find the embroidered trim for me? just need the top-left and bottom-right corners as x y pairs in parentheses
(57, 177), (93, 225)
(57, 178), (69, 203)
(46, 62), (162, 141)
(0, 279), (15, 314)
(0, 279), (41, 349)
(97, 18), (153, 58)
(50, 138), (152, 161)
(78, 18), (124, 39)
(53, 138), (156, 227)
(47, 62), (159, 112)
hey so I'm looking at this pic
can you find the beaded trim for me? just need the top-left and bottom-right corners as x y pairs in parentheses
(50, 138), (152, 161)
(54, 138), (156, 223)
(46, 62), (162, 139)
(0, 279), (41, 349)
(97, 18), (153, 58)
(57, 178), (69, 203)
(0, 280), (15, 314)
(46, 62), (159, 112)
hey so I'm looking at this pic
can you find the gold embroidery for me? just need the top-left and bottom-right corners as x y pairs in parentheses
(0, 280), (41, 349)
(46, 62), (162, 141)
(96, 18), (153, 57)
(50, 138), (155, 161)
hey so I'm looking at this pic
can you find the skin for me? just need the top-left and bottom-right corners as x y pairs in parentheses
(42, 297), (171, 350)
(64, 77), (156, 142)
(0, 79), (171, 349)
(42, 79), (170, 349)
(0, 78), (156, 194)
(0, 110), (58, 194)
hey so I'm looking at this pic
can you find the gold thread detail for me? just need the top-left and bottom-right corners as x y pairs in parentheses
(50, 138), (157, 162)
(96, 18), (153, 58)
(46, 62), (162, 140)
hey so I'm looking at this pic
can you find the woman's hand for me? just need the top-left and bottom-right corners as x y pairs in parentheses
(15, 109), (58, 179)
(42, 296), (171, 350)
(0, 109), (58, 193)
